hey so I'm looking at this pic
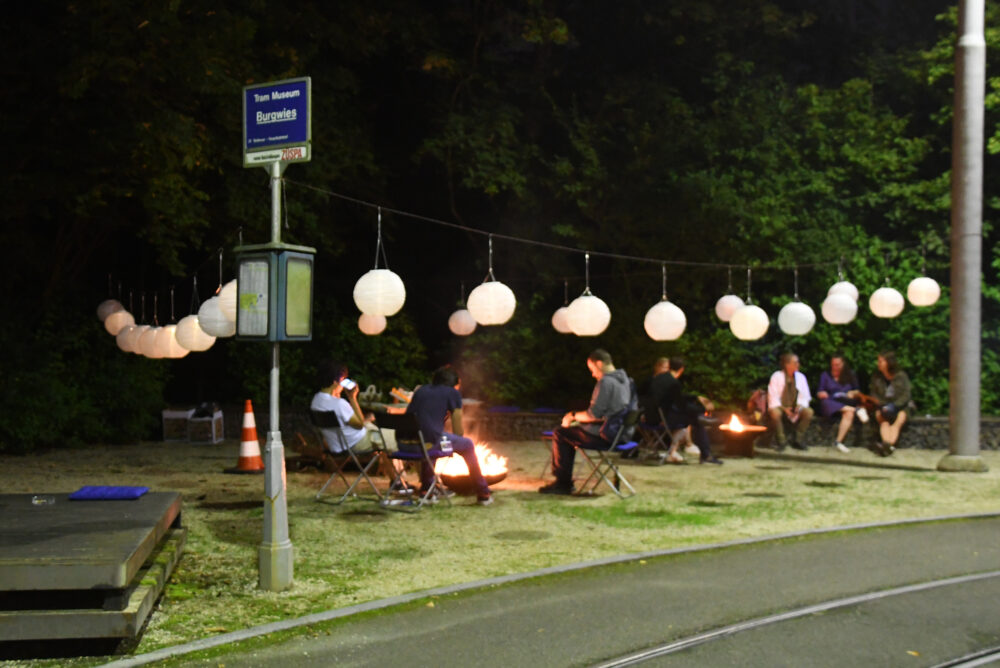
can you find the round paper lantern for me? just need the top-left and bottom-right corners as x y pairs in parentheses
(175, 314), (215, 351)
(821, 293), (858, 325)
(714, 294), (744, 322)
(218, 280), (237, 322)
(643, 300), (686, 341)
(126, 325), (150, 354)
(358, 313), (387, 335)
(97, 299), (124, 322)
(104, 309), (135, 336)
(907, 276), (941, 307)
(778, 301), (816, 336)
(567, 292), (611, 336)
(467, 280), (517, 325)
(353, 269), (406, 317)
(828, 280), (859, 302)
(551, 306), (572, 334)
(730, 304), (769, 340)
(869, 286), (905, 318)
(154, 325), (190, 359)
(139, 326), (163, 358)
(198, 297), (235, 337)
(448, 309), (477, 336)
(116, 325), (137, 352)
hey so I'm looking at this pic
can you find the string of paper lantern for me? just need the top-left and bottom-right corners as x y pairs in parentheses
(821, 261), (859, 325)
(730, 268), (770, 341)
(551, 280), (573, 334)
(777, 268), (816, 336)
(566, 253), (611, 336)
(715, 267), (744, 323)
(358, 313), (387, 335)
(354, 208), (406, 324)
(447, 282), (477, 336)
(869, 253), (905, 318)
(643, 264), (686, 341)
(907, 249), (941, 307)
(466, 235), (517, 326)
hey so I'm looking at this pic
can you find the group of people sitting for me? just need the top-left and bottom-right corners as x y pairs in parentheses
(766, 350), (912, 457)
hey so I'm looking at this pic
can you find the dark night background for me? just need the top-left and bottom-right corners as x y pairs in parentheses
(2, 0), (998, 452)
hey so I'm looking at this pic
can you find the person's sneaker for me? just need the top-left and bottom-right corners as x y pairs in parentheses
(791, 442), (808, 451)
(390, 480), (414, 495)
(667, 452), (685, 464)
(700, 456), (723, 465)
(684, 444), (701, 456)
(477, 493), (494, 506)
(835, 442), (850, 454)
(538, 481), (575, 495)
(882, 442), (895, 457)
(856, 407), (870, 423)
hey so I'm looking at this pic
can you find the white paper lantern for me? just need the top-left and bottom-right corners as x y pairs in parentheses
(198, 297), (235, 337)
(907, 276), (941, 307)
(154, 325), (190, 359)
(551, 306), (572, 334)
(869, 286), (905, 318)
(139, 326), (163, 358)
(730, 304), (769, 340)
(97, 299), (124, 322)
(126, 325), (150, 353)
(353, 269), (406, 317)
(644, 300), (686, 341)
(448, 309), (477, 336)
(778, 301), (816, 336)
(116, 325), (136, 352)
(358, 313), (387, 335)
(467, 280), (517, 325)
(714, 294), (744, 322)
(175, 314), (215, 351)
(104, 309), (135, 336)
(821, 293), (858, 325)
(828, 280), (859, 302)
(218, 280), (237, 322)
(567, 292), (611, 336)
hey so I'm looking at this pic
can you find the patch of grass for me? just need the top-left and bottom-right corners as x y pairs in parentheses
(0, 441), (998, 664)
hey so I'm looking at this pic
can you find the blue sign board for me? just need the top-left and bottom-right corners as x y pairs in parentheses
(243, 77), (311, 166)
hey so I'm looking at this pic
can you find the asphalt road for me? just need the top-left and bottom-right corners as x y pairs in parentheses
(160, 515), (1000, 668)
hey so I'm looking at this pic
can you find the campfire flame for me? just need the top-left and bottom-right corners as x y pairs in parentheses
(435, 443), (508, 476)
(727, 414), (745, 432)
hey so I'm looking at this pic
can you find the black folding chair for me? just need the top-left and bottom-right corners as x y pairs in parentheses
(574, 409), (640, 498)
(311, 410), (384, 504)
(636, 407), (672, 463)
(375, 412), (454, 511)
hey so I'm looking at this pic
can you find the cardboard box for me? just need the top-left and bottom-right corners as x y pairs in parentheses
(162, 409), (194, 442)
(188, 410), (224, 444)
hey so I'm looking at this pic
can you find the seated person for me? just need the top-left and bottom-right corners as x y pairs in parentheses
(869, 350), (912, 457)
(651, 356), (722, 465)
(310, 360), (384, 453)
(637, 358), (680, 462)
(767, 352), (814, 450)
(816, 353), (862, 454)
(540, 349), (634, 494)
(406, 366), (492, 505)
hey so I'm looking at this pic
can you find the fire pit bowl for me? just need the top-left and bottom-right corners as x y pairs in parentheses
(440, 472), (508, 495)
(718, 414), (767, 458)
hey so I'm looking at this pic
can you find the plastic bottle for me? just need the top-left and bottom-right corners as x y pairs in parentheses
(439, 434), (453, 454)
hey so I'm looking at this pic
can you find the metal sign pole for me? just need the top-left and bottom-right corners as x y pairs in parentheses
(259, 159), (294, 590)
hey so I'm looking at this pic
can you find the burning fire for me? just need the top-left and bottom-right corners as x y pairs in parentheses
(435, 443), (508, 476)
(726, 414), (745, 432)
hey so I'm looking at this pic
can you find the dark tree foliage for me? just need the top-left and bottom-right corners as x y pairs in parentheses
(1, 0), (995, 451)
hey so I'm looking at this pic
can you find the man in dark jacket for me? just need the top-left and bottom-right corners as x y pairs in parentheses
(540, 349), (633, 495)
(650, 356), (722, 465)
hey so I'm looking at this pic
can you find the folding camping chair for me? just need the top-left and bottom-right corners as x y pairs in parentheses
(574, 409), (640, 498)
(312, 410), (384, 504)
(376, 412), (454, 511)
(635, 407), (672, 463)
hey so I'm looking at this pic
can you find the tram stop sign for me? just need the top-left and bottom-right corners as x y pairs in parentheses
(234, 243), (316, 342)
(243, 77), (311, 167)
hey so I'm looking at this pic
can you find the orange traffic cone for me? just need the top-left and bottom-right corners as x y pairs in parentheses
(225, 399), (265, 474)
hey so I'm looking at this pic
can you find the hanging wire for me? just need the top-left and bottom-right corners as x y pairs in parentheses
(883, 251), (892, 286)
(726, 266), (733, 293)
(372, 207), (391, 270)
(661, 263), (668, 301)
(485, 234), (496, 282)
(128, 290), (134, 314)
(190, 275), (202, 314)
(459, 281), (466, 306)
(140, 293), (147, 325)
(563, 279), (569, 305)
(793, 267), (800, 300)
(152, 293), (159, 326)
(837, 256), (845, 281)
(106, 274), (113, 298)
(215, 249), (224, 293)
(745, 266), (753, 304)
(584, 253), (591, 292)
(169, 286), (176, 323)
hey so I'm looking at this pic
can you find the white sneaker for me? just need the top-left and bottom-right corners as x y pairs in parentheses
(856, 407), (869, 423)
(685, 444), (700, 456)
(668, 452), (685, 464)
(835, 442), (850, 454)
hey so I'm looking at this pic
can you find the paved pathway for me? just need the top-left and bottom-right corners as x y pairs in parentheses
(112, 514), (1000, 667)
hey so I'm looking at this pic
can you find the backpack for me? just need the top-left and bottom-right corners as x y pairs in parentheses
(600, 376), (639, 443)
(747, 388), (767, 424)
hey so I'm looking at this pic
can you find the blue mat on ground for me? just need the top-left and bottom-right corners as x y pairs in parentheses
(69, 485), (149, 500)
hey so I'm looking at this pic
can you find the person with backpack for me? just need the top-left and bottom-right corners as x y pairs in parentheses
(539, 349), (635, 495)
